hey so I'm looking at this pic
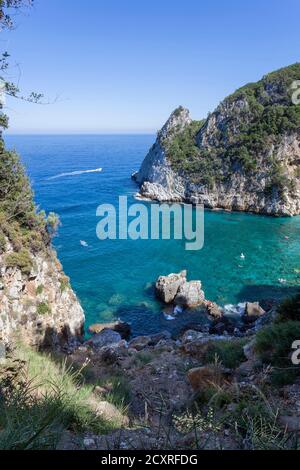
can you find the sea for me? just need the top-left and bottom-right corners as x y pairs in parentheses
(4, 134), (300, 336)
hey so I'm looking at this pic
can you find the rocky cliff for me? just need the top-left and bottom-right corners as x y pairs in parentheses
(0, 243), (84, 350)
(0, 138), (84, 349)
(134, 63), (300, 216)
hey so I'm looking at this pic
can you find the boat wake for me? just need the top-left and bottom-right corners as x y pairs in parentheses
(47, 168), (102, 180)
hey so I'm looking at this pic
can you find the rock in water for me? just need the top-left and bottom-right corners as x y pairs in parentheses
(85, 329), (122, 349)
(206, 301), (224, 319)
(244, 302), (266, 321)
(88, 320), (131, 339)
(155, 270), (206, 308)
(174, 281), (205, 308)
(155, 270), (187, 303)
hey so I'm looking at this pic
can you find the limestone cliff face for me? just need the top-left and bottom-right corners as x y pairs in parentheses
(135, 64), (300, 216)
(133, 107), (190, 202)
(0, 240), (84, 349)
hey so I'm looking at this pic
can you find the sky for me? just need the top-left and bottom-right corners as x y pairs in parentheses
(2, 0), (300, 134)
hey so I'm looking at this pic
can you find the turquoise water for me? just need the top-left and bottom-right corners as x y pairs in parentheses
(5, 135), (300, 336)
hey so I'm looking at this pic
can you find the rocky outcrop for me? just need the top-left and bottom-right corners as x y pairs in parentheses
(134, 64), (300, 216)
(174, 281), (205, 308)
(85, 329), (122, 349)
(0, 242), (84, 349)
(155, 270), (187, 303)
(155, 270), (205, 308)
(206, 301), (224, 319)
(244, 302), (266, 319)
(88, 320), (131, 340)
(133, 107), (189, 202)
(241, 301), (267, 326)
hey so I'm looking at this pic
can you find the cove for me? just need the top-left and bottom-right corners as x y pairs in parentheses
(5, 134), (300, 337)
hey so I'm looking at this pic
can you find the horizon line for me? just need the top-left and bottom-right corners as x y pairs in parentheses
(4, 131), (157, 136)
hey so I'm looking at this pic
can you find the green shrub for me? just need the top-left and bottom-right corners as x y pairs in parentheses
(0, 138), (58, 256)
(0, 231), (6, 253)
(203, 339), (247, 369)
(59, 276), (70, 293)
(255, 321), (300, 385)
(0, 387), (66, 450)
(1, 221), (23, 251)
(276, 293), (300, 323)
(36, 302), (51, 316)
(36, 285), (44, 296)
(255, 321), (300, 363)
(135, 351), (154, 366)
(95, 375), (131, 413)
(46, 212), (60, 237)
(5, 249), (33, 275)
(166, 63), (300, 190)
(195, 384), (233, 409)
(22, 230), (45, 253)
(218, 383), (290, 449)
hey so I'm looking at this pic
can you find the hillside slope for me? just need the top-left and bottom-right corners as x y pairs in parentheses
(134, 64), (300, 216)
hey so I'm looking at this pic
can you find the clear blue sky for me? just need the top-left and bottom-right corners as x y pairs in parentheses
(3, 0), (300, 133)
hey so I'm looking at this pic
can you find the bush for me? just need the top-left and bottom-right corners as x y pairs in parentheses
(0, 138), (58, 256)
(95, 375), (131, 413)
(0, 231), (6, 253)
(203, 339), (247, 368)
(255, 321), (300, 363)
(36, 285), (44, 296)
(255, 321), (300, 385)
(36, 302), (51, 316)
(276, 293), (300, 323)
(59, 275), (70, 293)
(165, 63), (300, 190)
(5, 249), (33, 275)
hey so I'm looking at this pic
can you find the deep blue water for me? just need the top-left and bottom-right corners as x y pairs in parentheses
(5, 134), (300, 336)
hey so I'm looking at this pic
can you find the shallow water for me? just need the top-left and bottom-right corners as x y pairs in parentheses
(5, 134), (300, 336)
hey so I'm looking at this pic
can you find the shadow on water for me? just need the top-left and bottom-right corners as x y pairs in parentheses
(113, 302), (210, 338)
(236, 284), (300, 303)
(113, 284), (300, 338)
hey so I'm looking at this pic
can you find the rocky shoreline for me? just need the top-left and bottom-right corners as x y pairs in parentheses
(85, 271), (275, 356)
(1, 268), (299, 450)
(61, 273), (299, 450)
